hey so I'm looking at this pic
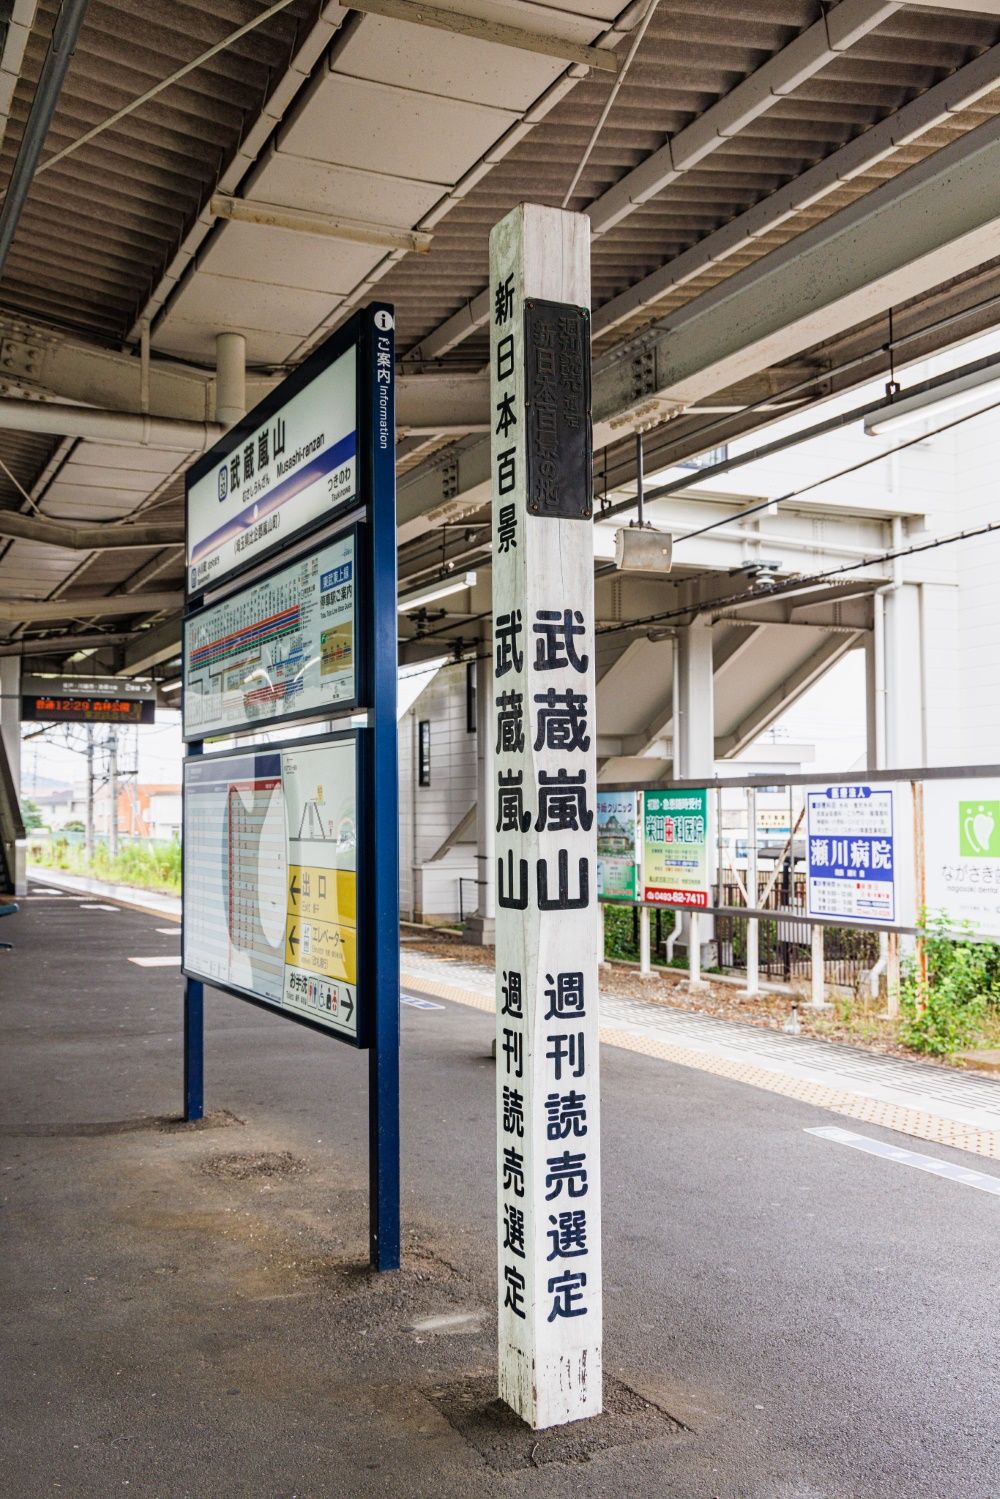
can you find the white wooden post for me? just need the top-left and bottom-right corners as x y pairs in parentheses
(744, 786), (759, 998)
(639, 905), (651, 975)
(688, 910), (702, 987)
(810, 922), (827, 1009)
(886, 930), (901, 1018)
(490, 204), (601, 1428)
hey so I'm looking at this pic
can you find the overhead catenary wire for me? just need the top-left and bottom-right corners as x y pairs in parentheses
(560, 0), (660, 210)
(672, 389), (1000, 547)
(596, 515), (1000, 640)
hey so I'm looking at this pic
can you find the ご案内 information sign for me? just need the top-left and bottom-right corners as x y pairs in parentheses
(642, 788), (710, 907)
(806, 785), (896, 924)
(182, 731), (365, 1044)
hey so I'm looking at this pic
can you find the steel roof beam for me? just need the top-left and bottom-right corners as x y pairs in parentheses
(0, 591), (182, 623)
(594, 112), (1000, 424)
(714, 633), (862, 758)
(592, 39), (1000, 343)
(341, 0), (619, 73)
(117, 614), (183, 676)
(403, 0), (901, 363)
(585, 0), (901, 239)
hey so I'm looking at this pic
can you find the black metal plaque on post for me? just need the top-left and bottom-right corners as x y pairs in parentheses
(524, 298), (593, 520)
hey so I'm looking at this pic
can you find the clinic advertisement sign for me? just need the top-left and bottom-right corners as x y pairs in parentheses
(642, 788), (711, 907)
(807, 784), (896, 923)
(596, 790), (640, 901)
(924, 778), (1000, 938)
(186, 343), (358, 594)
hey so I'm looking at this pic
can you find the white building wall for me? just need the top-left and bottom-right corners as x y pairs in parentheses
(398, 662), (477, 922)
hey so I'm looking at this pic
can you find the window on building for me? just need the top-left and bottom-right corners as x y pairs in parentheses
(466, 661), (477, 733)
(418, 719), (431, 787)
(678, 444), (727, 471)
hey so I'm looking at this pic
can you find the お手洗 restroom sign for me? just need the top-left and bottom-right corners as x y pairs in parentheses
(925, 779), (1000, 938)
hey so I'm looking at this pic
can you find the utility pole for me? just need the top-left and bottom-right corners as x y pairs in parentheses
(85, 724), (94, 861)
(108, 730), (118, 859)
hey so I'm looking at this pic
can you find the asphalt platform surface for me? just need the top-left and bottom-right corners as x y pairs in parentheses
(2, 891), (999, 1498)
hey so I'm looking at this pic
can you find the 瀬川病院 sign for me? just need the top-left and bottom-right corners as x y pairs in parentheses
(806, 785), (896, 924)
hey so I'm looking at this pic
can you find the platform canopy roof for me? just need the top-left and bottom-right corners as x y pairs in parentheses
(0, 0), (999, 692)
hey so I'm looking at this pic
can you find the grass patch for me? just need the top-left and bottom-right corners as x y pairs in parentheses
(30, 835), (181, 896)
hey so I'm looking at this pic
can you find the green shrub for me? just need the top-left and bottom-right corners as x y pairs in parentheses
(31, 835), (181, 895)
(899, 911), (1000, 1056)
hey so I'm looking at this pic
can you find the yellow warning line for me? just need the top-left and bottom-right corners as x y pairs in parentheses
(400, 970), (1000, 1162)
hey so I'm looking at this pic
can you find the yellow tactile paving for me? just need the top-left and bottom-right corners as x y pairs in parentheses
(401, 970), (1000, 1162)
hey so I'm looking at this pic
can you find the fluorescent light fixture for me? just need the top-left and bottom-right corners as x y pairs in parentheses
(864, 363), (1000, 436)
(398, 571), (476, 613)
(160, 679), (181, 693)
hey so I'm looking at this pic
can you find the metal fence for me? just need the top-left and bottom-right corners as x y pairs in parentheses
(714, 878), (879, 987)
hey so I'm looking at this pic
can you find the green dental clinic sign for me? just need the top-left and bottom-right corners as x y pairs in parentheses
(924, 781), (1000, 938)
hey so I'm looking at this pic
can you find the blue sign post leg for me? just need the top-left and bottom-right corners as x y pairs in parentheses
(183, 737), (204, 1123)
(183, 977), (204, 1122)
(367, 303), (401, 1271)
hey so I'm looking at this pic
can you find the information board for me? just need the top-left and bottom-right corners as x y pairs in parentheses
(183, 527), (360, 741)
(806, 784), (896, 924)
(923, 777), (1000, 938)
(186, 341), (358, 594)
(642, 788), (711, 907)
(596, 790), (640, 900)
(22, 674), (155, 724)
(182, 731), (364, 1044)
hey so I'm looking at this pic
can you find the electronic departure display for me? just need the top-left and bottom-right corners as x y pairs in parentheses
(21, 675), (156, 725)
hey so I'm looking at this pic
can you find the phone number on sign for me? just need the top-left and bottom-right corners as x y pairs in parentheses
(643, 888), (710, 907)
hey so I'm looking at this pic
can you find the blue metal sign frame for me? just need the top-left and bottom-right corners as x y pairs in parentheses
(181, 304), (400, 1272)
(180, 726), (371, 1045)
(185, 314), (365, 601)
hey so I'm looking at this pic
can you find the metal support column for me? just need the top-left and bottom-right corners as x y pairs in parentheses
(466, 643), (496, 944)
(215, 332), (246, 427)
(183, 740), (204, 1123)
(676, 617), (714, 973)
(0, 656), (25, 895)
(367, 304), (401, 1273)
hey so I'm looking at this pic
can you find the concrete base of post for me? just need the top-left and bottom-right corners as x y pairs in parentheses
(464, 914), (496, 946)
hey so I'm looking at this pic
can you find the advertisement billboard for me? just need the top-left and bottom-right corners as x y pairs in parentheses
(806, 783), (898, 924)
(596, 789), (640, 900)
(923, 778), (1000, 939)
(642, 788), (711, 907)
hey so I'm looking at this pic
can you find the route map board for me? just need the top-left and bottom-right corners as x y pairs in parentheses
(182, 528), (360, 741)
(186, 341), (357, 595)
(182, 732), (365, 1044)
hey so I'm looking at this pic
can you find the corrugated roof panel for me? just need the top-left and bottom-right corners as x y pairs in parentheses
(0, 0), (321, 341)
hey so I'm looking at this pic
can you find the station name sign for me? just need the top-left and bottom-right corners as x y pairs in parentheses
(22, 674), (156, 724)
(186, 342), (359, 595)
